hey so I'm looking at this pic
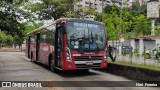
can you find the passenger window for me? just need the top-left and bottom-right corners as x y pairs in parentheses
(31, 38), (36, 43)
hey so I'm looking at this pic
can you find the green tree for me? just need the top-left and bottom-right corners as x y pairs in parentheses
(13, 35), (24, 48)
(133, 14), (150, 36)
(0, 0), (33, 47)
(25, 0), (77, 20)
(67, 6), (96, 19)
(0, 0), (32, 35)
(104, 5), (120, 15)
(95, 5), (134, 40)
(0, 31), (13, 47)
(154, 23), (160, 35)
(103, 11), (132, 40)
(23, 22), (43, 37)
(94, 12), (102, 22)
(0, 32), (6, 46)
(104, 13), (120, 40)
(5, 34), (13, 47)
(130, 0), (147, 16)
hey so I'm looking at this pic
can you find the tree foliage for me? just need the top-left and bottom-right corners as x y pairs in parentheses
(67, 6), (96, 18)
(0, 31), (13, 47)
(0, 0), (151, 47)
(95, 2), (150, 40)
(25, 0), (77, 20)
(0, 0), (32, 47)
(130, 0), (147, 16)
(132, 14), (150, 36)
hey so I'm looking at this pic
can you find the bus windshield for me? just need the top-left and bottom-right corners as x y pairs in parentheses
(66, 21), (106, 51)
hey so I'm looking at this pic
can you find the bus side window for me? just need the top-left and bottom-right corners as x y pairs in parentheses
(31, 38), (36, 43)
(57, 26), (64, 51)
(60, 27), (64, 50)
(40, 30), (55, 45)
(47, 30), (55, 45)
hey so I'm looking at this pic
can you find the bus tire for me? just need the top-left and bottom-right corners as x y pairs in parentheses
(49, 55), (57, 73)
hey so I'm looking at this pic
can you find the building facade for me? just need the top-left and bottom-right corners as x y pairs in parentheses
(74, 0), (132, 20)
(131, 0), (160, 6)
(74, 0), (132, 13)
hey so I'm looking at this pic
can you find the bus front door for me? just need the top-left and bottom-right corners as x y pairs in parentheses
(55, 26), (63, 68)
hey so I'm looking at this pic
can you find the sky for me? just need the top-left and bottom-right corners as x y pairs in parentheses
(129, 0), (134, 2)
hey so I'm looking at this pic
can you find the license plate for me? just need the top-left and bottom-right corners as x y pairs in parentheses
(86, 62), (93, 65)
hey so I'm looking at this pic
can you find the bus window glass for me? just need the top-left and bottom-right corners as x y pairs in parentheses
(40, 25), (55, 45)
(66, 22), (106, 50)
(30, 38), (36, 43)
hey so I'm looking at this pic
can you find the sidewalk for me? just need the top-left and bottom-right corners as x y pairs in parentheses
(0, 47), (22, 52)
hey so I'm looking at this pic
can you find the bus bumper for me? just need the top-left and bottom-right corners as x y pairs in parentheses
(62, 60), (107, 70)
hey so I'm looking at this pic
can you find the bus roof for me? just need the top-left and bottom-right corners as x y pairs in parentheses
(27, 18), (103, 35)
(65, 18), (104, 25)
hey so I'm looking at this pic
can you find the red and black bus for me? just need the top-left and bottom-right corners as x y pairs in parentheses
(25, 18), (108, 72)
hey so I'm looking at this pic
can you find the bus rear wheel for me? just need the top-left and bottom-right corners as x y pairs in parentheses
(50, 62), (54, 72)
(49, 58), (57, 73)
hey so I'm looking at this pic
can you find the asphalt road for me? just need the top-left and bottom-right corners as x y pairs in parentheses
(0, 52), (159, 90)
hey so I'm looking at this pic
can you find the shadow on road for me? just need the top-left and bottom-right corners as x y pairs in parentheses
(33, 62), (100, 77)
(56, 70), (100, 78)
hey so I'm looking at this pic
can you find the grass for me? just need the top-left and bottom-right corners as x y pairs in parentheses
(108, 59), (160, 71)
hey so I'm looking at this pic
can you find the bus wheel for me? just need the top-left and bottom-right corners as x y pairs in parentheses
(49, 59), (57, 73)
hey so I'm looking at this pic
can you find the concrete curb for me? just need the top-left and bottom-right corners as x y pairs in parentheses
(0, 50), (21, 52)
(105, 63), (160, 81)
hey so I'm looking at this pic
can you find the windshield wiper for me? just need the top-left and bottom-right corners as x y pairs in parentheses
(78, 31), (86, 54)
(90, 31), (99, 53)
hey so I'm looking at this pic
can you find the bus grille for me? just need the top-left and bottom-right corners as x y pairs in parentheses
(76, 63), (101, 69)
(74, 56), (102, 61)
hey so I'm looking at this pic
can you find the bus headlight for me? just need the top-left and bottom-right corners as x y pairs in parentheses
(66, 47), (72, 61)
